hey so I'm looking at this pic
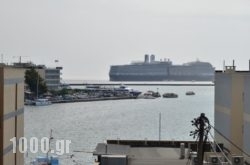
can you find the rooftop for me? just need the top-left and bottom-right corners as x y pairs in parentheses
(94, 143), (188, 165)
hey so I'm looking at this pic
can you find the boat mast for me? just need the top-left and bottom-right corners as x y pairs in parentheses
(159, 113), (161, 141)
(46, 129), (54, 163)
(36, 74), (39, 99)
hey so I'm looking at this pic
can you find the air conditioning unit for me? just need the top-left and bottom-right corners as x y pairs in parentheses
(231, 156), (244, 165)
(208, 155), (223, 165)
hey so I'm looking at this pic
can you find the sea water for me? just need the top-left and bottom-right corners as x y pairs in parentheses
(24, 85), (214, 165)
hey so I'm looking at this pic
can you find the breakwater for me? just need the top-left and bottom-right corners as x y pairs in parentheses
(69, 83), (214, 86)
(51, 96), (137, 104)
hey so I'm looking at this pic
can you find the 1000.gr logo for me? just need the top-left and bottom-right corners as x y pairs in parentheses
(10, 137), (71, 155)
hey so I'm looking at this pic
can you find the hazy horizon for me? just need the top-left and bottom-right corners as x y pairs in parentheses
(1, 0), (250, 80)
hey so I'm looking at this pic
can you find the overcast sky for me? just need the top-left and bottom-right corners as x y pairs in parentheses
(1, 0), (250, 80)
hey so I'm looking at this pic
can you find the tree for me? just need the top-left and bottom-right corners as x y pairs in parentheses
(25, 68), (47, 97)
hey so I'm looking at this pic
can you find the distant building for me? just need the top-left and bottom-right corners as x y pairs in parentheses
(215, 65), (250, 162)
(0, 66), (25, 165)
(13, 62), (63, 90)
(45, 67), (63, 90)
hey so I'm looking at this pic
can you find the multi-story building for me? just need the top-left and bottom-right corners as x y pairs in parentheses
(13, 62), (63, 91)
(215, 65), (250, 162)
(45, 67), (63, 91)
(0, 66), (25, 165)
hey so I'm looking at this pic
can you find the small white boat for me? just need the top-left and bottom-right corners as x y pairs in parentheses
(34, 99), (52, 106)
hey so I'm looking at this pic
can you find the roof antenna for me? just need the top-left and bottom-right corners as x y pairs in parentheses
(233, 60), (236, 70)
(249, 60), (250, 71)
(223, 60), (225, 72)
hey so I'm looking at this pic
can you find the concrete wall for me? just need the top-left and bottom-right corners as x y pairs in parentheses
(215, 71), (250, 157)
(0, 67), (24, 165)
(231, 74), (244, 154)
(214, 72), (232, 149)
(244, 76), (250, 158)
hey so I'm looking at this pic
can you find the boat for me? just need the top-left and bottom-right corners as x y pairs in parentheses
(30, 130), (59, 165)
(162, 93), (178, 98)
(25, 99), (34, 105)
(33, 76), (52, 106)
(116, 85), (142, 97)
(152, 91), (161, 98)
(186, 91), (195, 95)
(85, 85), (142, 98)
(34, 98), (52, 106)
(142, 93), (157, 99)
(109, 54), (215, 81)
(31, 155), (59, 165)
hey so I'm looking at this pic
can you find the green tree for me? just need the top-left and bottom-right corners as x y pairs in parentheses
(25, 68), (47, 97)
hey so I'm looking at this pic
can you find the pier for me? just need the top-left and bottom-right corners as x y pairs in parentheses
(69, 83), (214, 86)
(51, 96), (137, 104)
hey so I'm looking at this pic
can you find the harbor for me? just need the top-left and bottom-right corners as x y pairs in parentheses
(1, 0), (250, 164)
(24, 85), (214, 165)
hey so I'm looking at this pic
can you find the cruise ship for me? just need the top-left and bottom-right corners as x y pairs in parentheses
(109, 55), (215, 81)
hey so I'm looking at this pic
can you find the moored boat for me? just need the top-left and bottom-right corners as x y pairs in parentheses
(162, 93), (178, 98)
(186, 91), (195, 95)
(34, 98), (52, 106)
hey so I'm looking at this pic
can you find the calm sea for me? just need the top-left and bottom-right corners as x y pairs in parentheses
(24, 83), (214, 165)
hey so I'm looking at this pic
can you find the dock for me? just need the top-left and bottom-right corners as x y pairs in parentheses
(69, 83), (214, 86)
(51, 96), (137, 104)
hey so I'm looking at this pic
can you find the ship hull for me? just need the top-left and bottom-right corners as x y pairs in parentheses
(109, 75), (214, 81)
(109, 57), (215, 82)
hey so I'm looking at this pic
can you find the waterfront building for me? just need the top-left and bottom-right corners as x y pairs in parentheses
(215, 65), (250, 162)
(45, 67), (63, 90)
(13, 62), (63, 90)
(0, 66), (25, 165)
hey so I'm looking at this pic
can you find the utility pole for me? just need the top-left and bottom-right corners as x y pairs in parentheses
(190, 113), (210, 165)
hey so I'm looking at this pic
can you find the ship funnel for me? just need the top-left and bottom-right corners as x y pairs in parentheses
(150, 54), (155, 63)
(144, 54), (149, 63)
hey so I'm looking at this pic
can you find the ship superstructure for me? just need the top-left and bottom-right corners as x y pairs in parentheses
(109, 55), (215, 81)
